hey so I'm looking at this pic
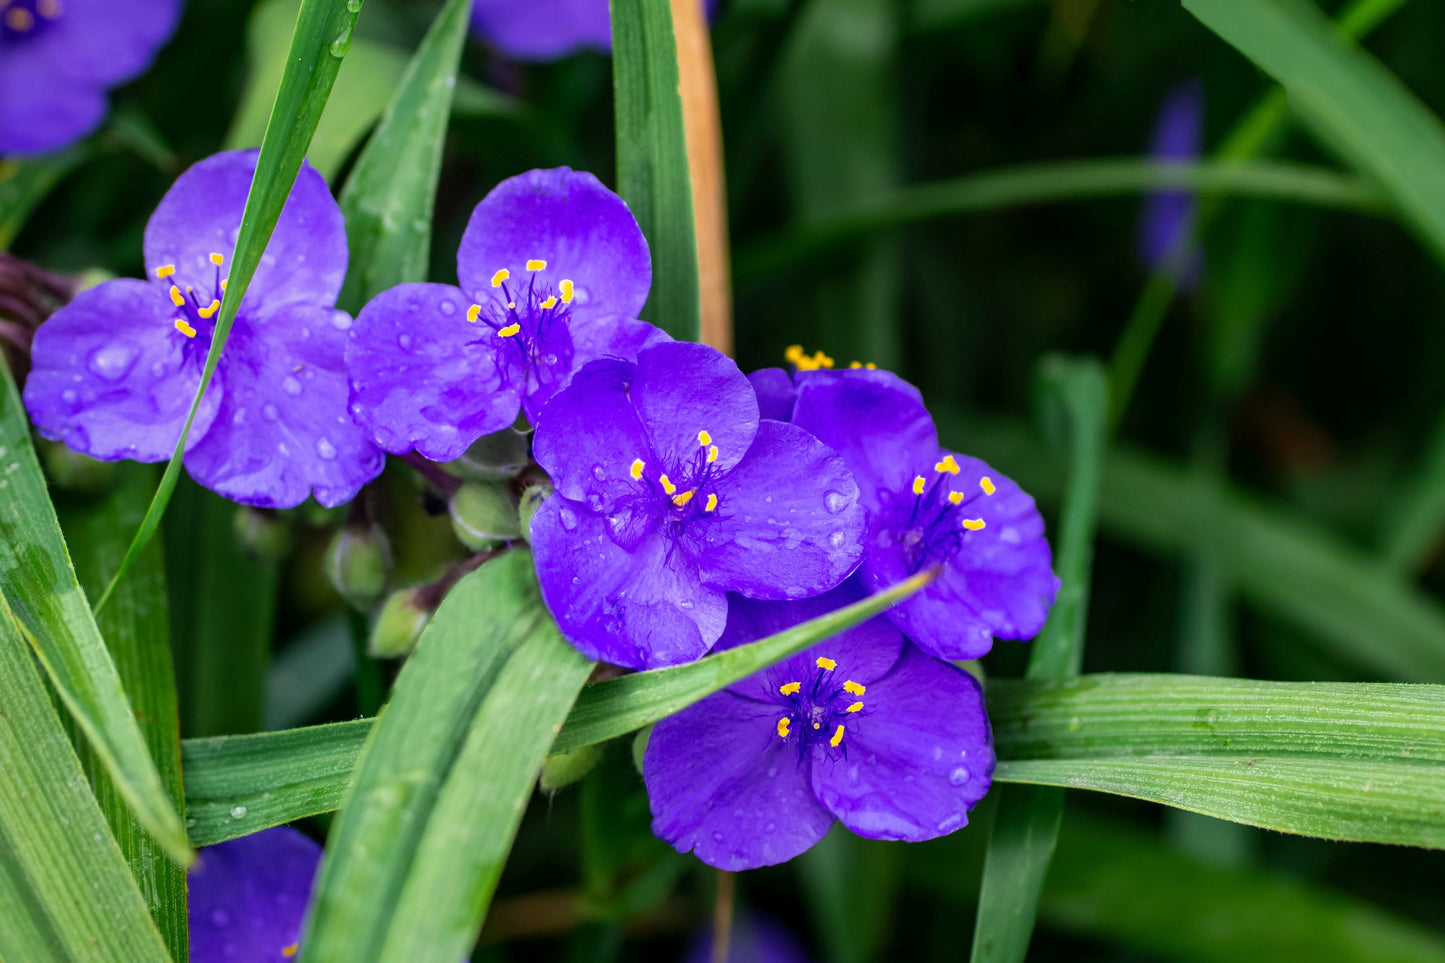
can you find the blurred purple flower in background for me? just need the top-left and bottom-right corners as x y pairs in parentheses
(1140, 78), (1205, 284)
(346, 167), (666, 462)
(530, 341), (867, 669)
(0, 0), (181, 155)
(188, 827), (320, 962)
(682, 914), (814, 963)
(469, 0), (716, 62)
(645, 583), (994, 870)
(24, 149), (384, 508)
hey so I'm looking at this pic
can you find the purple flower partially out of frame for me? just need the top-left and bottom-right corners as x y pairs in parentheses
(682, 914), (814, 963)
(346, 167), (667, 462)
(0, 0), (181, 155)
(1140, 78), (1205, 284)
(750, 364), (1059, 662)
(645, 583), (994, 870)
(530, 341), (867, 670)
(24, 149), (384, 508)
(188, 827), (320, 962)
(469, 0), (716, 63)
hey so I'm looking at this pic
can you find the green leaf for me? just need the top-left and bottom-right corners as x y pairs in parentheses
(1184, 0), (1445, 267)
(97, 0), (364, 614)
(0, 360), (191, 865)
(335, 0), (472, 312)
(0, 144), (89, 250)
(612, 0), (702, 341)
(971, 358), (1107, 963)
(179, 570), (935, 845)
(58, 466), (187, 958)
(0, 593), (170, 962)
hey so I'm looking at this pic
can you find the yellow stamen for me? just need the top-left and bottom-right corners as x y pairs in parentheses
(672, 489), (695, 508)
(466, 304), (481, 323)
(498, 323), (521, 337)
(815, 657), (836, 671)
(707, 445), (718, 463)
(948, 491), (964, 505)
(705, 493), (718, 512)
(490, 268), (509, 287)
(560, 279), (575, 303)
(980, 476), (996, 495)
(155, 264), (175, 279)
(5, 8), (33, 31)
(777, 718), (791, 738)
(784, 344), (805, 363)
(209, 252), (224, 266)
(526, 259), (547, 271)
(963, 518), (986, 531)
(843, 680), (865, 696)
(506, 301), (516, 309)
(540, 296), (558, 309)
(912, 475), (926, 496)
(846, 702), (864, 713)
(197, 299), (220, 319)
(659, 474), (677, 496)
(697, 430), (712, 446)
(830, 724), (846, 747)
(220, 279), (228, 292)
(814, 722), (821, 729)
(283, 944), (298, 958)
(779, 682), (802, 696)
(174, 320), (197, 338)
(169, 285), (185, 307)
(630, 458), (645, 481)
(936, 455), (960, 475)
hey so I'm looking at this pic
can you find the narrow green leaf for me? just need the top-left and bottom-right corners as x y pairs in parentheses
(58, 466), (187, 957)
(0, 594), (170, 962)
(0, 359), (191, 865)
(1184, 0), (1445, 266)
(612, 0), (702, 341)
(0, 144), (89, 250)
(971, 358), (1107, 963)
(180, 570), (935, 844)
(97, 0), (364, 613)
(336, 0), (472, 312)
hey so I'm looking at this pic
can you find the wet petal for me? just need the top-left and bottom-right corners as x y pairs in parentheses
(188, 826), (320, 963)
(469, 0), (613, 61)
(748, 368), (798, 423)
(531, 357), (652, 511)
(632, 341), (758, 475)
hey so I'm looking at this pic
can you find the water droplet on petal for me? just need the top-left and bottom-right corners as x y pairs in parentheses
(828, 531), (846, 549)
(764, 821), (776, 834)
(824, 490), (850, 514)
(936, 813), (966, 833)
(86, 344), (138, 382)
(784, 585), (806, 599)
(61, 389), (77, 403)
(262, 404), (279, 421)
(315, 438), (337, 460)
(712, 831), (724, 843)
(591, 463), (606, 481)
(949, 766), (970, 786)
(283, 376), (302, 396)
(439, 300), (456, 316)
(558, 507), (578, 531)
(209, 909), (230, 928)
(398, 334), (413, 350)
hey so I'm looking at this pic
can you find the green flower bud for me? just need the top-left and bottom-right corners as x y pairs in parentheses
(452, 426), (530, 481)
(369, 587), (430, 658)
(540, 742), (605, 792)
(233, 506), (292, 560)
(518, 481), (554, 537)
(37, 439), (116, 493)
(449, 481), (521, 551)
(324, 524), (391, 610)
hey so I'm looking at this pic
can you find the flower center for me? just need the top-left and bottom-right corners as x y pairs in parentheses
(155, 253), (229, 350)
(465, 259), (576, 387)
(774, 656), (868, 755)
(0, 0), (62, 41)
(626, 429), (723, 520)
(890, 455), (994, 571)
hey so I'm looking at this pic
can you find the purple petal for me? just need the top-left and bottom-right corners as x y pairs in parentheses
(345, 282), (519, 461)
(644, 688), (835, 871)
(469, 0), (613, 61)
(28, 0), (180, 87)
(519, 315), (668, 423)
(632, 341), (758, 474)
(23, 279), (221, 461)
(811, 645), (993, 841)
(531, 497), (726, 668)
(184, 305), (384, 509)
(0, 46), (106, 155)
(683, 915), (815, 963)
(456, 168), (650, 328)
(696, 421), (865, 600)
(865, 453), (1059, 660)
(1141, 78), (1205, 282)
(748, 368), (798, 423)
(188, 826), (321, 963)
(531, 357), (652, 510)
(144, 151), (348, 315)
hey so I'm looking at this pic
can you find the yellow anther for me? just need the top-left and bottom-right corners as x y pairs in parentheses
(777, 717), (791, 738)
(830, 724), (846, 748)
(526, 259), (547, 271)
(169, 285), (185, 307)
(490, 268), (509, 287)
(784, 344), (805, 363)
(155, 264), (175, 279)
(174, 320), (197, 338)
(814, 722), (821, 730)
(560, 278), (575, 303)
(698, 430), (712, 446)
(672, 489), (696, 508)
(815, 657), (836, 671)
(220, 279), (228, 292)
(283, 944), (298, 958)
(197, 299), (220, 319)
(466, 304), (482, 323)
(846, 702), (864, 713)
(630, 458), (645, 481)
(866, 363), (877, 369)
(5, 8), (33, 31)
(936, 455), (960, 475)
(705, 493), (718, 512)
(209, 252), (224, 266)
(779, 682), (802, 696)
(843, 680), (865, 696)
(659, 474), (677, 496)
(507, 301), (516, 309)
(963, 518), (986, 531)
(980, 476), (996, 495)
(498, 323), (521, 337)
(850, 361), (862, 369)
(912, 475), (926, 496)
(540, 296), (558, 310)
(948, 491), (964, 506)
(707, 445), (719, 463)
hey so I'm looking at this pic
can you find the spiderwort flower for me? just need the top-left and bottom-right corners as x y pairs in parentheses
(346, 167), (666, 462)
(530, 341), (867, 669)
(0, 0), (181, 155)
(752, 358), (1059, 661)
(469, 0), (715, 62)
(24, 149), (384, 508)
(188, 826), (320, 962)
(1140, 78), (1205, 284)
(644, 584), (994, 870)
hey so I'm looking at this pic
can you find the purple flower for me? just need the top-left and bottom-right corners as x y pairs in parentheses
(752, 364), (1059, 662)
(469, 0), (716, 62)
(188, 827), (320, 962)
(0, 0), (181, 156)
(24, 149), (384, 508)
(683, 914), (813, 963)
(644, 583), (994, 870)
(529, 341), (867, 669)
(1140, 78), (1205, 283)
(346, 167), (666, 462)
